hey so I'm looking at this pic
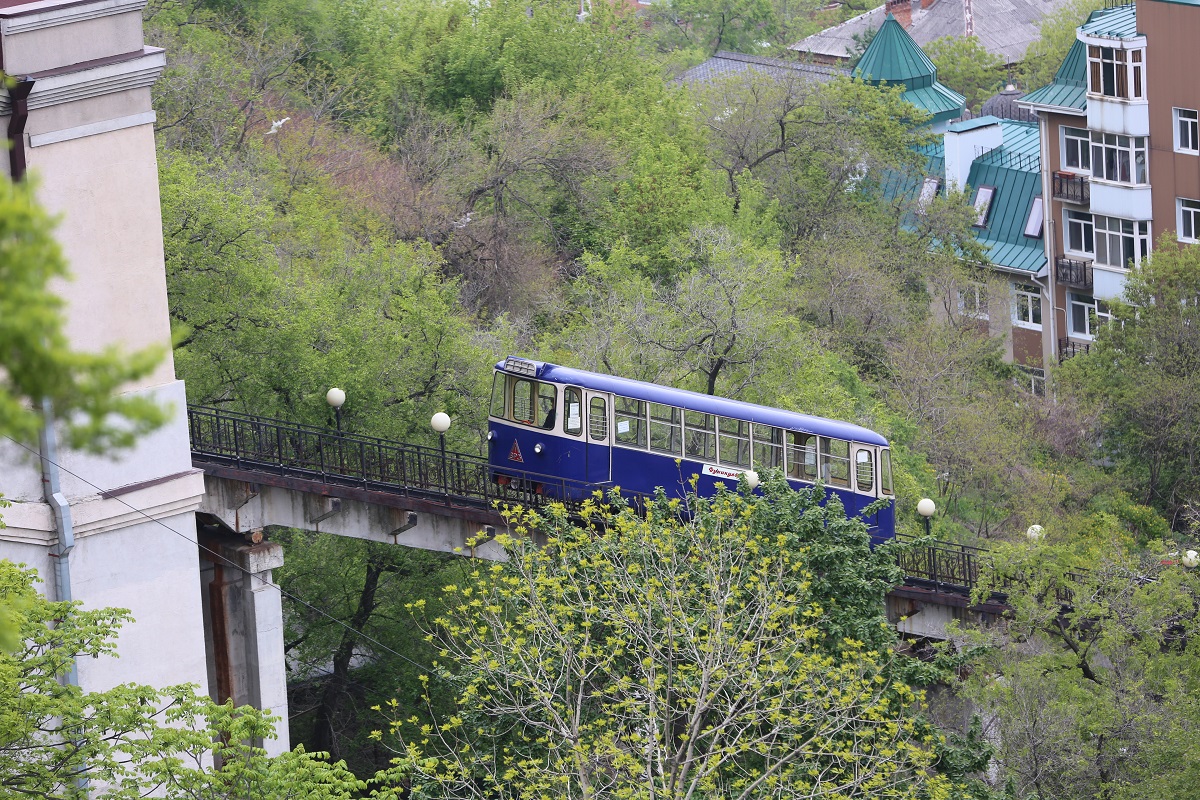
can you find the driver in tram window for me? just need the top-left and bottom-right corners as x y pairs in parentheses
(538, 387), (557, 429)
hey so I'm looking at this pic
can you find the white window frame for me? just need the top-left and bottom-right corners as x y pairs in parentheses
(1175, 108), (1199, 155)
(1062, 127), (1092, 173)
(1090, 132), (1148, 185)
(917, 176), (940, 213)
(1065, 209), (1095, 256)
(1180, 198), (1200, 243)
(1025, 196), (1044, 238)
(1016, 365), (1046, 397)
(1093, 214), (1150, 270)
(973, 185), (996, 228)
(1087, 45), (1144, 100)
(1171, 197), (1200, 244)
(959, 283), (989, 320)
(1069, 294), (1112, 340)
(1012, 283), (1042, 330)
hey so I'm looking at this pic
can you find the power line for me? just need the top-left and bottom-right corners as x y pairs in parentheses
(2, 434), (438, 676)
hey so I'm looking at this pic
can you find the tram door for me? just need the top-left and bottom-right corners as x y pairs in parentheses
(584, 391), (611, 484)
(852, 445), (878, 526)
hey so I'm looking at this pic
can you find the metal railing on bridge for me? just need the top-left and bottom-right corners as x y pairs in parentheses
(895, 535), (989, 596)
(187, 405), (631, 517)
(188, 405), (1007, 600)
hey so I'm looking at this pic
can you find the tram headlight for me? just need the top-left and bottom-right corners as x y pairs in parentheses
(534, 443), (544, 455)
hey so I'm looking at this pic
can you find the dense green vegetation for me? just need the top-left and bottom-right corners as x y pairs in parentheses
(133, 0), (1200, 795)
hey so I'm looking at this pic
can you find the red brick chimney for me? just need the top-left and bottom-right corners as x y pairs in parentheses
(886, 0), (913, 27)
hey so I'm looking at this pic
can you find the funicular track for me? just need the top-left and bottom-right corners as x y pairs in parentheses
(188, 405), (998, 602)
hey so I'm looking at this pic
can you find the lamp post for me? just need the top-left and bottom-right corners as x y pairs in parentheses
(431, 412), (451, 502)
(1026, 524), (1044, 542)
(744, 470), (760, 492)
(917, 497), (936, 537)
(1183, 550), (1199, 569)
(326, 387), (346, 433)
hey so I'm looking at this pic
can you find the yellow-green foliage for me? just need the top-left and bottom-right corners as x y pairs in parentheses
(377, 476), (952, 799)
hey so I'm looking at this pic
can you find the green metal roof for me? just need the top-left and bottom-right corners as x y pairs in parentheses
(881, 120), (1045, 274)
(964, 121), (1045, 273)
(854, 13), (938, 89)
(1020, 39), (1088, 112)
(1079, 3), (1139, 37)
(853, 14), (964, 121)
(904, 83), (967, 122)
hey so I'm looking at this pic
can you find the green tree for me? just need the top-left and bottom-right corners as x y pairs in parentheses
(1057, 238), (1200, 528)
(651, 0), (779, 55)
(0, 560), (367, 799)
(379, 477), (969, 799)
(960, 533), (1200, 799)
(1019, 0), (1104, 91)
(0, 175), (165, 453)
(924, 36), (1004, 114)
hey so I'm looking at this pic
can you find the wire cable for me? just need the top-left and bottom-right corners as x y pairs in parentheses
(2, 434), (439, 675)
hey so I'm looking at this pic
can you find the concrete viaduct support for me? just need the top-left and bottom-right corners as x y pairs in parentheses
(197, 472), (511, 560)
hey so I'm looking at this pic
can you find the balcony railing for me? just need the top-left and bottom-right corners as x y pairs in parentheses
(1056, 257), (1093, 290)
(1058, 337), (1091, 362)
(1052, 173), (1090, 204)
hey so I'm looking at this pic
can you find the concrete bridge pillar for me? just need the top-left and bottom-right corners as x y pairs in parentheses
(199, 533), (290, 755)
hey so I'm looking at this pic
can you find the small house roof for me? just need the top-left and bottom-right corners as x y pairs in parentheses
(676, 50), (848, 85)
(791, 0), (1084, 65)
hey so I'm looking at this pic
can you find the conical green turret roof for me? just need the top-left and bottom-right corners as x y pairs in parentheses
(854, 13), (937, 89)
(853, 13), (964, 124)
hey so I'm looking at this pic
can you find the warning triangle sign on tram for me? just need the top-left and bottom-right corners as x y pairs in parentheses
(508, 440), (524, 462)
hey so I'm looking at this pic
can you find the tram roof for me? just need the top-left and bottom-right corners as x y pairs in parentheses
(496, 358), (889, 447)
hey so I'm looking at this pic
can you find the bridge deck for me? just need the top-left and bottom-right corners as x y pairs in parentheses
(188, 405), (1001, 605)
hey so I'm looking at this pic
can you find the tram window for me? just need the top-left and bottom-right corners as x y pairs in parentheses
(589, 397), (607, 441)
(684, 410), (716, 461)
(490, 373), (507, 418)
(821, 438), (851, 487)
(513, 379), (536, 424)
(752, 425), (784, 470)
(614, 396), (647, 448)
(563, 387), (583, 436)
(718, 417), (751, 468)
(787, 432), (817, 480)
(536, 383), (557, 429)
(649, 403), (682, 456)
(856, 450), (874, 493)
(879, 449), (894, 496)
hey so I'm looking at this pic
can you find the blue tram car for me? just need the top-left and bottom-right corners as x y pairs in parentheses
(487, 356), (896, 540)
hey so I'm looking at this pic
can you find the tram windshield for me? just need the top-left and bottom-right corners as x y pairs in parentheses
(491, 372), (556, 429)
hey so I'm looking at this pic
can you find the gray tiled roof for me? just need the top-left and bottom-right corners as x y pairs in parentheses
(676, 51), (849, 85)
(791, 0), (1081, 65)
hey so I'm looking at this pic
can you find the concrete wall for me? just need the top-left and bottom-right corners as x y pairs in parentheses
(0, 0), (212, 717)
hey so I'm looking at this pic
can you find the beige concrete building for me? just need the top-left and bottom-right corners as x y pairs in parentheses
(0, 0), (287, 753)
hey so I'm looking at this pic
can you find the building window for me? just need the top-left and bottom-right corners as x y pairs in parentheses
(1066, 209), (1094, 255)
(1069, 294), (1111, 339)
(1088, 46), (1144, 99)
(1063, 127), (1091, 172)
(1012, 283), (1042, 330)
(1090, 132), (1148, 185)
(1016, 365), (1046, 397)
(1175, 108), (1199, 154)
(960, 283), (988, 320)
(973, 186), (996, 227)
(917, 177), (940, 212)
(1093, 215), (1149, 269)
(1025, 196), (1044, 238)
(1179, 198), (1200, 243)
